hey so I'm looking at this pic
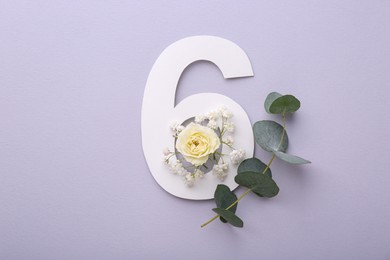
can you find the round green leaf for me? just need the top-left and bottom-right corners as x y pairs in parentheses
(253, 120), (288, 153)
(273, 151), (311, 165)
(235, 171), (279, 198)
(269, 95), (300, 114)
(214, 184), (238, 223)
(238, 158), (272, 177)
(212, 208), (243, 228)
(264, 92), (282, 113)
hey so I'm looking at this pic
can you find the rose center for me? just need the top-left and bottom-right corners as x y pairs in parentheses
(187, 134), (208, 155)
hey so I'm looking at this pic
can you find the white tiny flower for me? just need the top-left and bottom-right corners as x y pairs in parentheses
(176, 125), (185, 133)
(212, 165), (221, 174)
(194, 169), (205, 179)
(217, 106), (227, 116)
(206, 110), (217, 120)
(218, 172), (228, 181)
(222, 110), (233, 119)
(212, 163), (229, 181)
(163, 148), (170, 156)
(222, 162), (229, 171)
(168, 161), (177, 173)
(184, 174), (195, 186)
(207, 119), (218, 130)
(230, 149), (246, 165)
(223, 121), (235, 133)
(177, 167), (184, 175)
(229, 150), (238, 164)
(225, 136), (234, 146)
(169, 121), (179, 132)
(195, 114), (206, 123)
(172, 161), (186, 176)
(170, 160), (179, 172)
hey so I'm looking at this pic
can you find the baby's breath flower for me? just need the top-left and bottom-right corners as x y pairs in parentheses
(195, 114), (206, 123)
(206, 110), (217, 120)
(168, 160), (186, 176)
(212, 162), (229, 180)
(222, 110), (233, 119)
(230, 149), (245, 165)
(223, 121), (235, 133)
(163, 147), (171, 156)
(176, 125), (185, 133)
(169, 121), (179, 132)
(217, 106), (227, 116)
(225, 136), (234, 146)
(194, 169), (205, 179)
(207, 119), (218, 130)
(184, 174), (195, 186)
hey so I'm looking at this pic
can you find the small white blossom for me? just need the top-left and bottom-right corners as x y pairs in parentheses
(168, 160), (179, 173)
(195, 114), (206, 123)
(176, 167), (184, 175)
(212, 163), (229, 180)
(169, 121), (185, 134)
(194, 169), (205, 179)
(167, 163), (175, 173)
(222, 110), (233, 119)
(163, 148), (171, 156)
(206, 110), (217, 120)
(169, 121), (180, 132)
(230, 149), (245, 165)
(180, 166), (189, 176)
(225, 136), (234, 146)
(221, 163), (229, 171)
(207, 119), (218, 130)
(168, 160), (189, 176)
(223, 121), (235, 133)
(184, 173), (195, 186)
(217, 106), (227, 116)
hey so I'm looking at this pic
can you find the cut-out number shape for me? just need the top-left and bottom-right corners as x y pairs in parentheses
(141, 35), (254, 200)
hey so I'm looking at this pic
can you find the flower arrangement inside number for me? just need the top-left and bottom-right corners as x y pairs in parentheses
(163, 107), (245, 186)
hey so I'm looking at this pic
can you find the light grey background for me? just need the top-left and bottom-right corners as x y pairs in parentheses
(1, 1), (390, 259)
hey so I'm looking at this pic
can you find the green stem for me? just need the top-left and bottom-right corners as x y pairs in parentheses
(200, 215), (219, 228)
(200, 188), (252, 228)
(200, 113), (288, 228)
(278, 112), (286, 150)
(221, 141), (234, 150)
(225, 188), (252, 210)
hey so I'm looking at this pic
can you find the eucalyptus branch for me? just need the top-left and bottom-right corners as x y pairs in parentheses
(198, 92), (310, 228)
(201, 113), (287, 228)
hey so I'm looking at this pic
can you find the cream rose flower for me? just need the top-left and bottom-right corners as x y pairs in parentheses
(176, 122), (221, 166)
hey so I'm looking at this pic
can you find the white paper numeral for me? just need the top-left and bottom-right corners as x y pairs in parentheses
(141, 36), (254, 200)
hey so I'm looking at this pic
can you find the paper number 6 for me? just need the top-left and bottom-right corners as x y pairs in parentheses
(141, 36), (254, 200)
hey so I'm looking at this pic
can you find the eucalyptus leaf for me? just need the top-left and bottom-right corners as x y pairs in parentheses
(253, 120), (288, 153)
(273, 151), (311, 165)
(269, 95), (300, 114)
(212, 208), (243, 228)
(214, 184), (238, 223)
(235, 171), (279, 198)
(238, 158), (272, 177)
(264, 92), (282, 113)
